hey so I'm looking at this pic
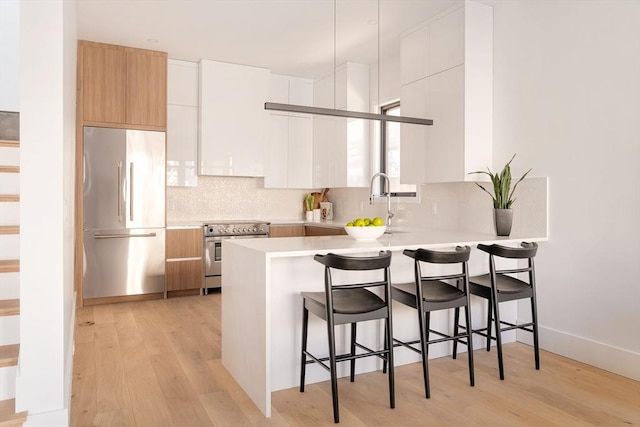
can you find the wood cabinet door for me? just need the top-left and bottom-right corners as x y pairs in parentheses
(166, 228), (202, 259)
(269, 225), (305, 238)
(166, 259), (202, 291)
(127, 51), (167, 127)
(304, 226), (346, 237)
(81, 44), (127, 124)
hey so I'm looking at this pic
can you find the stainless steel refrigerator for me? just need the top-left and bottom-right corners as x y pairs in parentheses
(83, 126), (166, 299)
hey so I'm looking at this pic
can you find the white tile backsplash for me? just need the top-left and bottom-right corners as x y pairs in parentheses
(167, 176), (547, 238)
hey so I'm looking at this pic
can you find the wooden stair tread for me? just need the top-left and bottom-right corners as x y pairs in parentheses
(0, 299), (19, 316)
(0, 344), (19, 368)
(0, 226), (19, 235)
(0, 140), (19, 148)
(0, 260), (19, 273)
(0, 399), (27, 427)
(0, 166), (19, 173)
(0, 195), (19, 203)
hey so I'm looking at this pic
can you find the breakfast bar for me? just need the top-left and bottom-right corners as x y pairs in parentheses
(221, 229), (547, 416)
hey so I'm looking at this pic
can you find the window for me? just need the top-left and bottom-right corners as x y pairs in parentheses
(376, 102), (417, 198)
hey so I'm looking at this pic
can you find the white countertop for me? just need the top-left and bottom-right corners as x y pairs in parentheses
(225, 227), (547, 258)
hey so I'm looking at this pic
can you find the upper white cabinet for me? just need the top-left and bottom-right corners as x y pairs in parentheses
(313, 62), (370, 188)
(199, 59), (270, 176)
(265, 74), (314, 188)
(167, 59), (198, 187)
(400, 1), (492, 184)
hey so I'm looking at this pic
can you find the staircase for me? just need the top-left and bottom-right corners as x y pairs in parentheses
(0, 123), (27, 425)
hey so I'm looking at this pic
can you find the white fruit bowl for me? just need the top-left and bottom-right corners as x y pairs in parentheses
(344, 225), (387, 241)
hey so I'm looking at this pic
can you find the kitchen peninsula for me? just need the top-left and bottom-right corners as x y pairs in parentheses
(222, 228), (547, 417)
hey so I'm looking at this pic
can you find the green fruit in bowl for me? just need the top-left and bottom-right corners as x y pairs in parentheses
(346, 222), (354, 227)
(372, 217), (384, 226)
(354, 218), (365, 227)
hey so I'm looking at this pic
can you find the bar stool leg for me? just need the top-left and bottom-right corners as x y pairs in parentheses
(300, 302), (309, 392)
(418, 310), (431, 398)
(452, 307), (460, 359)
(531, 295), (540, 370)
(492, 294), (505, 380)
(327, 317), (340, 422)
(350, 323), (357, 382)
(464, 304), (475, 387)
(382, 322), (388, 374)
(385, 315), (395, 408)
(486, 298), (493, 351)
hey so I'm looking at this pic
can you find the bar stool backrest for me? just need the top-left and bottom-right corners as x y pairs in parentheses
(314, 251), (392, 271)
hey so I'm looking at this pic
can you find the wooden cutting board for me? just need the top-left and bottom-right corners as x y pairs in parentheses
(304, 188), (329, 211)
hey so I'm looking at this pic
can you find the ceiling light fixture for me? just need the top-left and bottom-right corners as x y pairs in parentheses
(264, 0), (433, 127)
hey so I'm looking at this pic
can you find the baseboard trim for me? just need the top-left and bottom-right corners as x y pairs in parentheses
(517, 324), (640, 381)
(23, 407), (69, 427)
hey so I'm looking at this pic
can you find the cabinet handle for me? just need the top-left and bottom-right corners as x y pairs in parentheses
(129, 162), (134, 221)
(117, 161), (122, 222)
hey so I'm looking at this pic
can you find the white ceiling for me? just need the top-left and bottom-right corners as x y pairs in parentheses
(76, 0), (460, 79)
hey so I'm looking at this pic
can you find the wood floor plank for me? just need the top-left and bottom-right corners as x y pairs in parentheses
(93, 322), (137, 426)
(70, 293), (640, 427)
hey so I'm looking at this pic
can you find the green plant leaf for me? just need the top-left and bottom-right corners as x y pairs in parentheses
(471, 154), (532, 209)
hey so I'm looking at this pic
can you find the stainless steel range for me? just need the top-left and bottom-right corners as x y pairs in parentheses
(203, 221), (270, 291)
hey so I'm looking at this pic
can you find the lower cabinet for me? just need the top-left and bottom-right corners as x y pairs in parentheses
(304, 225), (347, 237)
(269, 224), (347, 237)
(269, 224), (305, 238)
(166, 227), (203, 296)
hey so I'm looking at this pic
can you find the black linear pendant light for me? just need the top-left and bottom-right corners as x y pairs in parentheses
(264, 0), (434, 127)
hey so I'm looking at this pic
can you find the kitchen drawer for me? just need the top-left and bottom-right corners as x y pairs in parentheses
(166, 259), (203, 291)
(166, 227), (202, 259)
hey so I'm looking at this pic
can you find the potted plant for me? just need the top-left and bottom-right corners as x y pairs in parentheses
(469, 154), (532, 236)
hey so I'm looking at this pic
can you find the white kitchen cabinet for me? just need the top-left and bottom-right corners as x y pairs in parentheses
(429, 6), (464, 76)
(167, 59), (198, 186)
(312, 62), (370, 188)
(168, 59), (199, 107)
(400, 25), (429, 86)
(199, 59), (270, 176)
(287, 116), (313, 188)
(400, 1), (492, 184)
(265, 74), (313, 188)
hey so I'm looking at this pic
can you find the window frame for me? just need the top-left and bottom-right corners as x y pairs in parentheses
(378, 101), (417, 199)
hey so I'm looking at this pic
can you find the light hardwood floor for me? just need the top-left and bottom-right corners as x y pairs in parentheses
(71, 293), (640, 426)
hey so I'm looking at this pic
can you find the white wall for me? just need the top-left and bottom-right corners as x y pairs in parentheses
(0, 0), (20, 112)
(17, 0), (77, 424)
(492, 0), (640, 379)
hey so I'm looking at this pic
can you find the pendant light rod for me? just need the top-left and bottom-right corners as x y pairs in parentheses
(264, 102), (433, 126)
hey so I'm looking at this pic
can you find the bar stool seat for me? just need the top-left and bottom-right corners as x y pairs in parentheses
(469, 273), (533, 296)
(302, 288), (387, 316)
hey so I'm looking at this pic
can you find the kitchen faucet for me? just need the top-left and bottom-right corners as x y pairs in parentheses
(369, 172), (394, 226)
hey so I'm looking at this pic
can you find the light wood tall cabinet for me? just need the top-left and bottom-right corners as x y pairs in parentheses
(165, 227), (203, 296)
(78, 40), (167, 129)
(400, 1), (492, 184)
(75, 41), (168, 305)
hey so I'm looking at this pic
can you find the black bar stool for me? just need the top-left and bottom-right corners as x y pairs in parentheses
(386, 246), (474, 398)
(455, 242), (539, 380)
(300, 251), (394, 423)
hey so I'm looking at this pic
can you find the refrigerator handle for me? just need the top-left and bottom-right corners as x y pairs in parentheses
(94, 232), (157, 239)
(117, 161), (123, 222)
(129, 162), (134, 221)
